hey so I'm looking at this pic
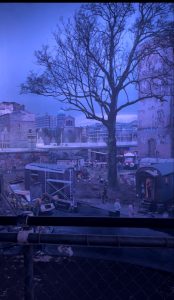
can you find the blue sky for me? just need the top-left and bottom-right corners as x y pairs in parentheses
(0, 3), (137, 124)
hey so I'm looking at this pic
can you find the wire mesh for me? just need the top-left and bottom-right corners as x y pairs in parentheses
(0, 244), (174, 300)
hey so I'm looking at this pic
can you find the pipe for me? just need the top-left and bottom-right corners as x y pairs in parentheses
(0, 232), (174, 248)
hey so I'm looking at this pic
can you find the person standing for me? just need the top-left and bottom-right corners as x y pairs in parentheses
(114, 199), (121, 217)
(128, 203), (134, 217)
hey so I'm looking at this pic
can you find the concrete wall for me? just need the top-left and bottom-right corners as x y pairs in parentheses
(0, 150), (49, 171)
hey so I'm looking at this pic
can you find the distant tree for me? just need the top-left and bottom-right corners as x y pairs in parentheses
(21, 3), (173, 190)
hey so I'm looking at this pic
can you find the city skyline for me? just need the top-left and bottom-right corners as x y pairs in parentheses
(0, 3), (137, 125)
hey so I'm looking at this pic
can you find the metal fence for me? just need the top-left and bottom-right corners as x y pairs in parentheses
(0, 216), (174, 300)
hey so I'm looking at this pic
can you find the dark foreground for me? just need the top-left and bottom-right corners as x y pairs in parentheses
(0, 255), (174, 300)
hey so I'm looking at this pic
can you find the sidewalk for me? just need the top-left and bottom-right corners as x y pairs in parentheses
(77, 198), (164, 218)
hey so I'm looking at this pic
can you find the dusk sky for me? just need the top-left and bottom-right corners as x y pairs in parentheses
(0, 3), (137, 125)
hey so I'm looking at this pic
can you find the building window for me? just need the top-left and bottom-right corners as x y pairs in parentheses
(148, 138), (156, 157)
(66, 120), (73, 126)
(157, 109), (165, 126)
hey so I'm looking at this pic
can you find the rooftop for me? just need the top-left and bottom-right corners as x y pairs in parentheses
(152, 162), (174, 176)
(25, 162), (70, 173)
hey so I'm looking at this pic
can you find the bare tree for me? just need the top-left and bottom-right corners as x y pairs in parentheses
(21, 3), (173, 190)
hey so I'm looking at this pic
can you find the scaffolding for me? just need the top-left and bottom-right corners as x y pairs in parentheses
(25, 163), (76, 207)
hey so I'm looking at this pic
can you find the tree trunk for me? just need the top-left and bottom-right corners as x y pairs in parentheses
(107, 124), (117, 190)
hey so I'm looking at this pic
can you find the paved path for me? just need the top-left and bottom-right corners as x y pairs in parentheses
(77, 198), (165, 218)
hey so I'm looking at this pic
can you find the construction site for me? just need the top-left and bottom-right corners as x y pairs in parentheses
(0, 161), (138, 218)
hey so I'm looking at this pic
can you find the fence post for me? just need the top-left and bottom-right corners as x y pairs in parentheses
(23, 245), (34, 300)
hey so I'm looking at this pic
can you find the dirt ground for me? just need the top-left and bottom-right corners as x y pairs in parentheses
(76, 166), (137, 204)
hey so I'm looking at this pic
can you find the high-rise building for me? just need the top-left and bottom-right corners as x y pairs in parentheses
(35, 113), (57, 129)
(57, 111), (66, 128)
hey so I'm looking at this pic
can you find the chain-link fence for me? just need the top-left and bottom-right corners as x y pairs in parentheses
(0, 236), (174, 300)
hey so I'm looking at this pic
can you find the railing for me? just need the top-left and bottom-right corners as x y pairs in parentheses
(0, 216), (174, 300)
(0, 215), (174, 228)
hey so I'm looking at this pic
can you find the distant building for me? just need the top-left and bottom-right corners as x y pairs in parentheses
(63, 115), (76, 143)
(0, 103), (36, 148)
(86, 121), (138, 144)
(137, 40), (174, 158)
(36, 112), (84, 144)
(36, 113), (138, 147)
(86, 123), (107, 143)
(35, 113), (57, 129)
(0, 101), (25, 116)
(57, 111), (66, 128)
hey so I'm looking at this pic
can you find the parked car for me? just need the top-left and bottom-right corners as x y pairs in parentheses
(123, 157), (137, 170)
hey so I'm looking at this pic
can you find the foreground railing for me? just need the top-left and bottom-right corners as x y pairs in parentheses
(1, 232), (174, 248)
(0, 216), (174, 300)
(0, 215), (174, 228)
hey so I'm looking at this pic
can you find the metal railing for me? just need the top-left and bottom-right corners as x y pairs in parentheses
(0, 215), (174, 228)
